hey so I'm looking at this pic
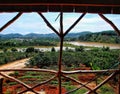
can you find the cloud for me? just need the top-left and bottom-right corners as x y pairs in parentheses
(0, 13), (120, 34)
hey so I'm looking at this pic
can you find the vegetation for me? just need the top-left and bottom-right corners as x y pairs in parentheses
(1, 31), (119, 46)
(0, 52), (27, 65)
(78, 30), (120, 43)
(0, 38), (57, 49)
(11, 48), (18, 52)
(0, 47), (39, 65)
(1, 30), (119, 94)
(27, 52), (58, 68)
(0, 38), (58, 65)
(27, 47), (120, 70)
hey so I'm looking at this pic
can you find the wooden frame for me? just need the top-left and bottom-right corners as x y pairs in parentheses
(0, 1), (120, 93)
(0, 0), (120, 13)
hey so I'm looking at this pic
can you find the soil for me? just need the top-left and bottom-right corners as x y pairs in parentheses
(0, 58), (29, 69)
(3, 84), (66, 94)
(0, 58), (29, 78)
(1, 60), (117, 94)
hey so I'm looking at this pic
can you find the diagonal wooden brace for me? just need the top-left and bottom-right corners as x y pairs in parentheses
(86, 72), (116, 94)
(64, 13), (86, 36)
(99, 13), (120, 36)
(38, 12), (60, 36)
(0, 12), (22, 32)
(0, 72), (38, 94)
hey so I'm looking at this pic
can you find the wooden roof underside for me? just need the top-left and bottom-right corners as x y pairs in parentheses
(0, 0), (120, 14)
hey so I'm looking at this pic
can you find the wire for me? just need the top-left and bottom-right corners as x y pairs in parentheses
(55, 13), (60, 21)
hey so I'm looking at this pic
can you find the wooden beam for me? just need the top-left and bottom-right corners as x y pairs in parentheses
(64, 13), (86, 36)
(0, 78), (3, 94)
(0, 0), (120, 13)
(118, 64), (120, 94)
(0, 68), (57, 74)
(62, 69), (119, 74)
(0, 0), (120, 6)
(0, 72), (39, 93)
(62, 74), (92, 91)
(18, 75), (57, 94)
(58, 12), (64, 94)
(0, 12), (22, 32)
(87, 72), (116, 93)
(38, 12), (60, 36)
(99, 14), (120, 36)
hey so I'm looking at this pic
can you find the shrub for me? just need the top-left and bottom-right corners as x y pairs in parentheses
(26, 47), (35, 53)
(11, 48), (17, 52)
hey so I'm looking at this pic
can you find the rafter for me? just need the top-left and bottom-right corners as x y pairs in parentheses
(0, 12), (22, 32)
(64, 13), (86, 36)
(38, 12), (60, 36)
(99, 13), (120, 36)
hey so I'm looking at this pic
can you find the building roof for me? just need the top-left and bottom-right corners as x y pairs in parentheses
(0, 0), (120, 14)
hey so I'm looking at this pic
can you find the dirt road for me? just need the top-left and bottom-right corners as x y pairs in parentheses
(0, 58), (30, 78)
(0, 58), (29, 69)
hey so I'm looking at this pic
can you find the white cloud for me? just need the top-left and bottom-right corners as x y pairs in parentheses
(0, 13), (120, 34)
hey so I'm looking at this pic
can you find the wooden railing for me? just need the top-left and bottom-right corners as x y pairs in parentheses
(0, 68), (119, 93)
(0, 11), (120, 94)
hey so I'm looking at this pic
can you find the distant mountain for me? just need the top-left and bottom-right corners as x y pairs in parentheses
(0, 31), (91, 39)
(65, 31), (91, 38)
(24, 33), (57, 38)
(0, 33), (23, 39)
(0, 30), (119, 44)
(24, 33), (43, 38)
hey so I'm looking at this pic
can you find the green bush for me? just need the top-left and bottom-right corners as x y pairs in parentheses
(27, 49), (120, 70)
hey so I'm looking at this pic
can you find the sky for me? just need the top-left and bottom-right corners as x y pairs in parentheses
(0, 12), (120, 35)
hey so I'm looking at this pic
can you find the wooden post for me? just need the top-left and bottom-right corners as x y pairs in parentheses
(118, 64), (120, 94)
(0, 78), (3, 94)
(58, 12), (64, 94)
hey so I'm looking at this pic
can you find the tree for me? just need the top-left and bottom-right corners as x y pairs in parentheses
(65, 47), (74, 52)
(51, 47), (56, 52)
(28, 53), (51, 68)
(11, 48), (17, 52)
(26, 47), (35, 53)
(3, 48), (8, 53)
(75, 46), (84, 52)
(102, 46), (110, 51)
